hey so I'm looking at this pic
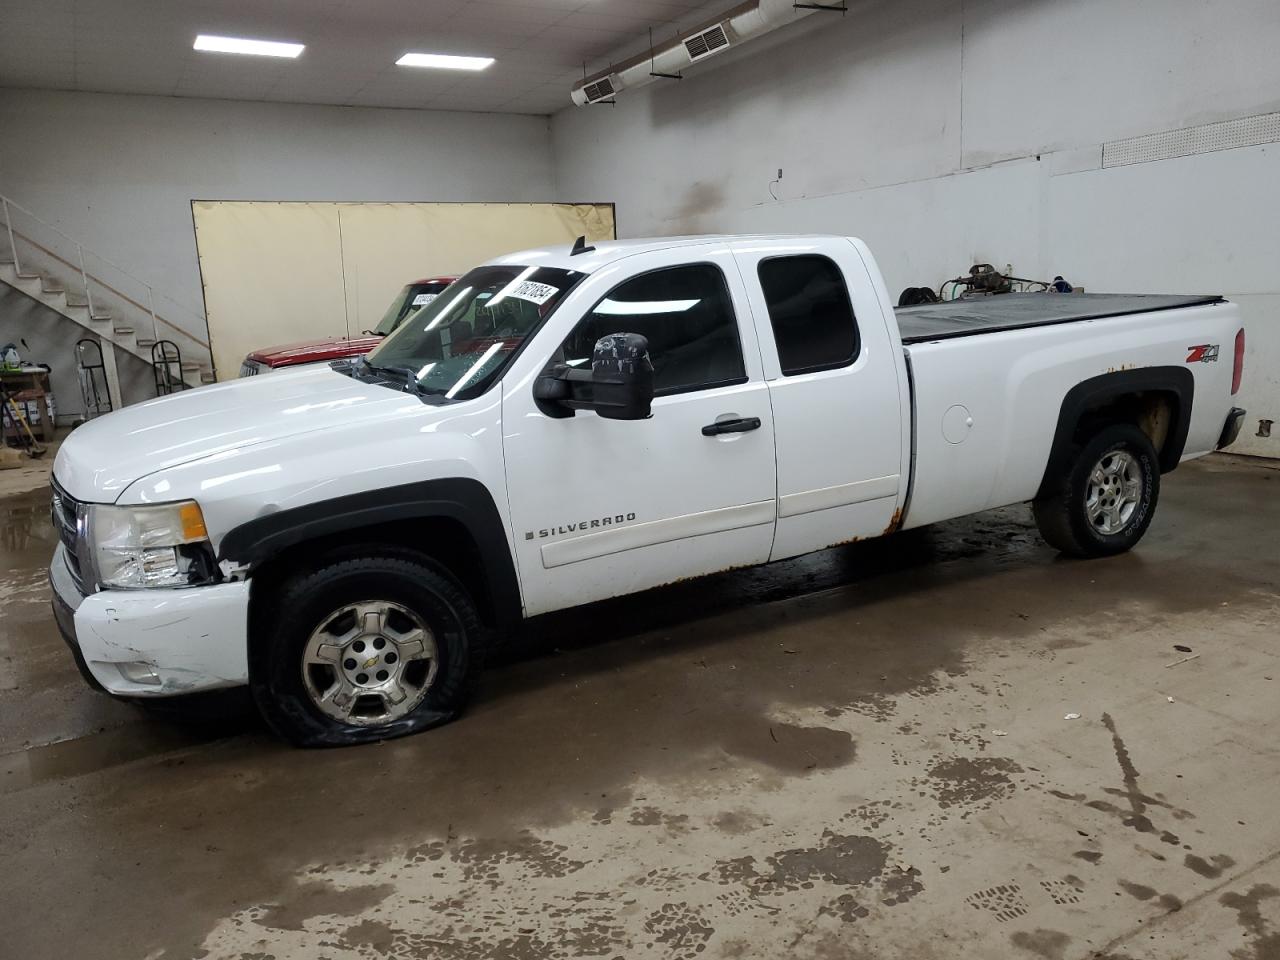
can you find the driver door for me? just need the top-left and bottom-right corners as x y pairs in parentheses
(501, 245), (777, 617)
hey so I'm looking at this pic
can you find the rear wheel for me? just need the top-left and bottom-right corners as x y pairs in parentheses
(1032, 423), (1160, 558)
(252, 554), (482, 746)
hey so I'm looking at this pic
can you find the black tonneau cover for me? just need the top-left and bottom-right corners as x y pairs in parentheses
(895, 293), (1224, 344)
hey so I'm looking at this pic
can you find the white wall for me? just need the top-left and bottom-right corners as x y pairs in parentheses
(0, 89), (558, 347)
(551, 0), (1280, 456)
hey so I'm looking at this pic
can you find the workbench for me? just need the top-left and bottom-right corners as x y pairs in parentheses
(1, 367), (55, 444)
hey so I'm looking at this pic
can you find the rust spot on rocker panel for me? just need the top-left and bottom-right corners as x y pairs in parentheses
(883, 508), (903, 537)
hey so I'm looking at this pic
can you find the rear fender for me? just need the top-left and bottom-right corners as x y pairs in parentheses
(1036, 367), (1194, 498)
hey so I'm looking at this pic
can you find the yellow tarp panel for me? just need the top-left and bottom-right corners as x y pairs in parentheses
(192, 201), (615, 380)
(192, 201), (346, 381)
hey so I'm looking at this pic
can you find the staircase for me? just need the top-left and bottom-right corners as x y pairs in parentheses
(0, 195), (216, 409)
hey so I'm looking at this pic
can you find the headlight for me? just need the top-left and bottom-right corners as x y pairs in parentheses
(87, 500), (218, 589)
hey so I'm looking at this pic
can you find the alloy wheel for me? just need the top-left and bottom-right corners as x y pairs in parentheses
(301, 600), (438, 725)
(1085, 449), (1143, 535)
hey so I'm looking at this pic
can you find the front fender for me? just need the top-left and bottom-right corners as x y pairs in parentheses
(217, 477), (522, 628)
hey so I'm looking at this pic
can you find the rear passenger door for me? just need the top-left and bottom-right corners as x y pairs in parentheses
(732, 238), (907, 560)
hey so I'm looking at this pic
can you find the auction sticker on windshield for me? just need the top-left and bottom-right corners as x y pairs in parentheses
(510, 280), (560, 305)
(412, 292), (439, 306)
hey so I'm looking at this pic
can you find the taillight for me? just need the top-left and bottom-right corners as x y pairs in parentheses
(1232, 327), (1245, 395)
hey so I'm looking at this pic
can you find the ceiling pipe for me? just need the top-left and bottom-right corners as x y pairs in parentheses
(570, 0), (830, 106)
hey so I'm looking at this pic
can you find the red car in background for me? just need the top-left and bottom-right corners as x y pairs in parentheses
(239, 277), (456, 376)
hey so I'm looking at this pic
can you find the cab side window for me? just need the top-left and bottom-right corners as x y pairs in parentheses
(757, 255), (860, 375)
(558, 264), (747, 396)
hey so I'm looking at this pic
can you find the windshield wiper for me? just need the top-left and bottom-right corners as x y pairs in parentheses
(356, 357), (427, 393)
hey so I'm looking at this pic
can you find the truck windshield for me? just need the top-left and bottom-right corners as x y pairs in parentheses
(366, 265), (584, 401)
(373, 279), (454, 336)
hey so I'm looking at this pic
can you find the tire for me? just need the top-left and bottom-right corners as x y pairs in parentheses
(1032, 422), (1160, 558)
(251, 554), (483, 747)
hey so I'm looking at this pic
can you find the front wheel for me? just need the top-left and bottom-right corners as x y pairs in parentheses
(252, 554), (483, 746)
(1032, 423), (1161, 558)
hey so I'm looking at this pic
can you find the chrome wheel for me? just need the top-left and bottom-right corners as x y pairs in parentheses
(1085, 449), (1143, 535)
(301, 600), (438, 725)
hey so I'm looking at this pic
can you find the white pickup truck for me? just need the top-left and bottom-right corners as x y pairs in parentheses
(49, 235), (1247, 745)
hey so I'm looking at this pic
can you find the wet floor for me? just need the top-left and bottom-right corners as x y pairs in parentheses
(1, 456), (1278, 960)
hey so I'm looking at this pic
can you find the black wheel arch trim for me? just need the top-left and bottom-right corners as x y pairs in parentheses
(218, 477), (523, 628)
(1037, 366), (1194, 499)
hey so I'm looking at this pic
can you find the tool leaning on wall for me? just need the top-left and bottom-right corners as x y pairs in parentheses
(1, 341), (49, 459)
(1, 385), (47, 459)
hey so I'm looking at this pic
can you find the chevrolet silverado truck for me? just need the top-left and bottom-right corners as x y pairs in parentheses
(49, 235), (1247, 746)
(238, 276), (456, 376)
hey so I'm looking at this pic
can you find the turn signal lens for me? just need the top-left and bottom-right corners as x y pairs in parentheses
(179, 502), (209, 541)
(1232, 328), (1245, 395)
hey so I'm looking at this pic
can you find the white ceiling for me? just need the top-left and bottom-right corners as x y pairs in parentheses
(0, 0), (735, 115)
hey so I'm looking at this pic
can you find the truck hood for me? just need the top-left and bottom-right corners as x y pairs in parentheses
(54, 367), (415, 502)
(247, 335), (382, 367)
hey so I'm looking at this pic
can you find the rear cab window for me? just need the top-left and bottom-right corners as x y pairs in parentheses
(757, 255), (860, 375)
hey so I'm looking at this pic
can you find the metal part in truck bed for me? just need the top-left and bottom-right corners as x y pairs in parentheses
(895, 293), (1225, 344)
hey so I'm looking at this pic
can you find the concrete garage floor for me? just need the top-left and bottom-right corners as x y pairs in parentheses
(1, 457), (1278, 960)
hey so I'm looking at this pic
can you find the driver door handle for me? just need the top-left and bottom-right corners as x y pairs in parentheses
(702, 416), (762, 437)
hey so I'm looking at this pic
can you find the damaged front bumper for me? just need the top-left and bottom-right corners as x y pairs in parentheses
(49, 543), (251, 697)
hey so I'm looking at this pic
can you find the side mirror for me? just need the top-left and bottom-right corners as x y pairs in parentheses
(533, 333), (654, 420)
(589, 333), (654, 420)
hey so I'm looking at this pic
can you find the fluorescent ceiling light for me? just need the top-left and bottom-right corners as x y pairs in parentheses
(485, 266), (538, 309)
(596, 298), (701, 316)
(397, 53), (494, 71)
(446, 342), (505, 399)
(194, 34), (304, 58)
(424, 286), (473, 332)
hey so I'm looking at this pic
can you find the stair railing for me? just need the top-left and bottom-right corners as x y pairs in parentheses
(0, 194), (212, 375)
(2, 198), (17, 278)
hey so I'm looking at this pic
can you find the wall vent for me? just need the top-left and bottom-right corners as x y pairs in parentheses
(683, 23), (731, 63)
(1102, 111), (1280, 168)
(582, 76), (617, 104)
(571, 0), (823, 106)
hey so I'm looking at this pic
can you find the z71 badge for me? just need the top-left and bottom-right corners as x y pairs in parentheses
(1186, 343), (1219, 363)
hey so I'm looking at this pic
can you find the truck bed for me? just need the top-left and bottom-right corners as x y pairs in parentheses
(895, 293), (1224, 344)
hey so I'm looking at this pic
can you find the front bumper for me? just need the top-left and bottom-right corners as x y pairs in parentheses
(1217, 407), (1247, 450)
(49, 543), (251, 697)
